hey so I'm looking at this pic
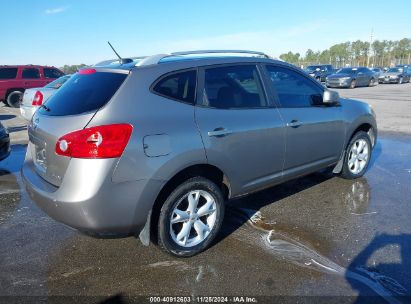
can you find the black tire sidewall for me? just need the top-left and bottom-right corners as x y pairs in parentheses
(341, 131), (372, 179)
(158, 177), (225, 257)
(7, 91), (22, 108)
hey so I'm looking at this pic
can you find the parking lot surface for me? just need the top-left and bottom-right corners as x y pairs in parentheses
(0, 83), (410, 303)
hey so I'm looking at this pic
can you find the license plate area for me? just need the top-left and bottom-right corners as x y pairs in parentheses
(32, 141), (48, 174)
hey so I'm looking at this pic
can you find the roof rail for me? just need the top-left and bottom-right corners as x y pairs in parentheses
(133, 50), (271, 67)
(170, 50), (270, 58)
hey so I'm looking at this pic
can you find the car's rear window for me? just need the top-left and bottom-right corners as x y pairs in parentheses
(38, 71), (127, 116)
(0, 68), (18, 79)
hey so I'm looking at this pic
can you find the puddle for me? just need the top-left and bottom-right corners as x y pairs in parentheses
(229, 207), (408, 303)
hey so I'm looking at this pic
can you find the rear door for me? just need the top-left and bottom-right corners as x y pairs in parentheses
(263, 64), (345, 179)
(29, 69), (128, 186)
(21, 68), (43, 89)
(195, 64), (285, 196)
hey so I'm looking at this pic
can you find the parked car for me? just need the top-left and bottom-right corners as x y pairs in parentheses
(0, 65), (64, 108)
(22, 50), (377, 257)
(370, 67), (384, 78)
(378, 67), (411, 84)
(304, 64), (334, 82)
(20, 75), (71, 121)
(0, 122), (10, 161)
(326, 67), (377, 88)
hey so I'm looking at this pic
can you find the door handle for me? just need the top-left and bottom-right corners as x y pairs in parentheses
(286, 120), (302, 128)
(208, 128), (232, 137)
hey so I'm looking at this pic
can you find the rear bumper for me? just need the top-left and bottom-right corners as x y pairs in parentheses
(22, 149), (164, 236)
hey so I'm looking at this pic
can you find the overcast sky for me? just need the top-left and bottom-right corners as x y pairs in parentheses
(1, 0), (410, 67)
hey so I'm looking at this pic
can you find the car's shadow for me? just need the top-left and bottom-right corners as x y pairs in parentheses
(0, 114), (16, 120)
(216, 169), (335, 245)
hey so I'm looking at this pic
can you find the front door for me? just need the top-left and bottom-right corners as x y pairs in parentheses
(264, 64), (345, 179)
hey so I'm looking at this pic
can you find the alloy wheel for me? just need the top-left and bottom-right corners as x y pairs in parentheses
(169, 190), (217, 247)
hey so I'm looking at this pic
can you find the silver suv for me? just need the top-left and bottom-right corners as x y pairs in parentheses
(22, 50), (377, 257)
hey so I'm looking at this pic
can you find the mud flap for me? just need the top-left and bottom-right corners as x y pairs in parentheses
(138, 210), (151, 246)
(333, 151), (346, 174)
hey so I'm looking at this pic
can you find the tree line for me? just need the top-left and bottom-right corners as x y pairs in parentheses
(279, 38), (411, 68)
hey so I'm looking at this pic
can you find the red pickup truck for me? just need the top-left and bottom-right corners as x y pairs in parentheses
(0, 65), (64, 107)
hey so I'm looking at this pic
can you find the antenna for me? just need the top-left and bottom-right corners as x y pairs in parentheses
(107, 41), (133, 64)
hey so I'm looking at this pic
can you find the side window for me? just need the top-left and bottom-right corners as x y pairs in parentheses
(44, 68), (64, 79)
(203, 65), (266, 109)
(0, 68), (17, 79)
(153, 70), (196, 104)
(22, 68), (40, 79)
(265, 65), (323, 108)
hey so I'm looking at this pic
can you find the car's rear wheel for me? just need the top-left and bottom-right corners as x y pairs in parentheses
(158, 177), (225, 257)
(368, 78), (375, 87)
(340, 131), (372, 179)
(6, 91), (23, 108)
(349, 79), (356, 89)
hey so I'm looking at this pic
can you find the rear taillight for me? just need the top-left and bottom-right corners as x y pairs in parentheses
(55, 124), (133, 158)
(32, 91), (43, 106)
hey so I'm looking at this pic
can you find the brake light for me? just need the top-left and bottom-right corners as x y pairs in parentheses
(32, 91), (43, 106)
(79, 68), (97, 75)
(55, 124), (133, 158)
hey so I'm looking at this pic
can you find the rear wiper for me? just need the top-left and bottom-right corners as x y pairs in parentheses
(40, 104), (50, 112)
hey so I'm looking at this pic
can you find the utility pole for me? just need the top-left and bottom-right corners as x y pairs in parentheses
(367, 28), (373, 67)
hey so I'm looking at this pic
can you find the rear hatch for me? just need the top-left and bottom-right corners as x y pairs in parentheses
(28, 68), (129, 186)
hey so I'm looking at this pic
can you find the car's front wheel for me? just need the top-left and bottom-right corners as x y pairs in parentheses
(349, 79), (356, 89)
(398, 77), (403, 84)
(158, 177), (225, 257)
(340, 131), (372, 179)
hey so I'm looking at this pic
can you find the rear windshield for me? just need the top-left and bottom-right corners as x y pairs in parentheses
(0, 68), (18, 79)
(38, 71), (127, 116)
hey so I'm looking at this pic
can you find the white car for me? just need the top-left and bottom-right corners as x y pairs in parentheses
(20, 75), (71, 121)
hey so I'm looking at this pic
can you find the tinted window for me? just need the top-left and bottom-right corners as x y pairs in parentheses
(203, 65), (266, 109)
(45, 75), (71, 89)
(38, 71), (127, 116)
(44, 68), (64, 79)
(153, 70), (196, 104)
(266, 65), (323, 108)
(22, 68), (40, 79)
(0, 68), (17, 79)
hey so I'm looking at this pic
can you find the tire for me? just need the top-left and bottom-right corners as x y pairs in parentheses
(398, 77), (403, 84)
(6, 91), (23, 108)
(157, 177), (225, 257)
(368, 78), (375, 87)
(349, 79), (356, 89)
(340, 131), (372, 180)
(316, 76), (321, 82)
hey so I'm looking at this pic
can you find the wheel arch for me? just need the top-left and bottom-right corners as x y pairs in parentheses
(333, 122), (376, 174)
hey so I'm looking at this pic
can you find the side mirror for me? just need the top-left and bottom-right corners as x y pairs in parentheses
(323, 90), (340, 105)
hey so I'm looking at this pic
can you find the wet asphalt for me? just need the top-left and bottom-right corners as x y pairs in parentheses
(0, 135), (411, 303)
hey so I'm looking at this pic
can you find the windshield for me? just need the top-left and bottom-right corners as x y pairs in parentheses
(387, 68), (403, 73)
(45, 75), (71, 89)
(337, 68), (357, 75)
(305, 66), (322, 72)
